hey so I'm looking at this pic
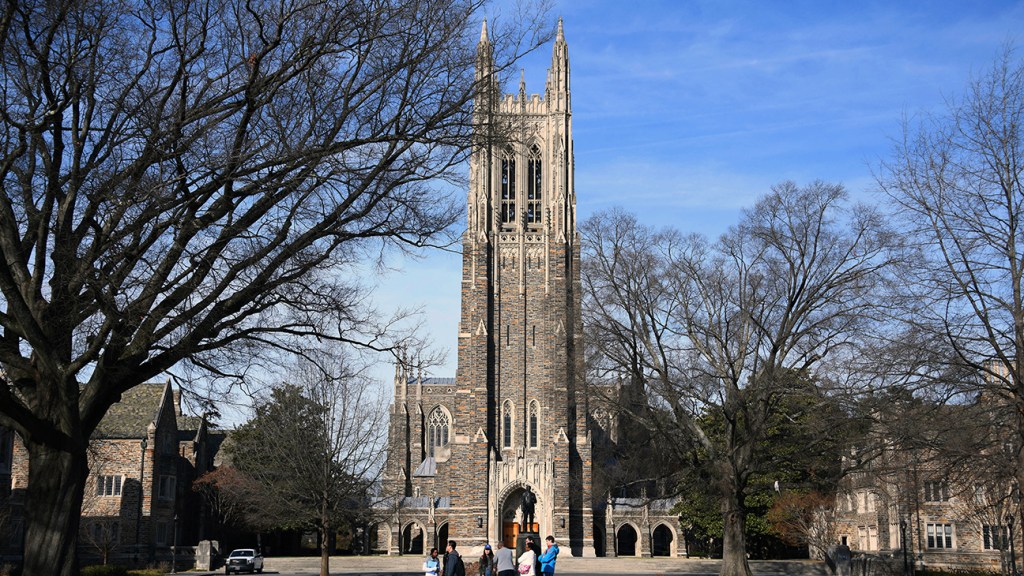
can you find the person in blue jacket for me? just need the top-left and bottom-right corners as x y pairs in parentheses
(538, 536), (559, 576)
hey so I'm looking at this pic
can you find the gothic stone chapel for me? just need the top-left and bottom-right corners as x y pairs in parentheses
(382, 19), (596, 557)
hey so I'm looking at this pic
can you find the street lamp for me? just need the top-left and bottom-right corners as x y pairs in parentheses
(136, 437), (147, 562)
(1008, 514), (1017, 576)
(171, 513), (178, 574)
(900, 519), (909, 576)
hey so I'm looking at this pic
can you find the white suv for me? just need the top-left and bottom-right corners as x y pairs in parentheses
(225, 548), (264, 574)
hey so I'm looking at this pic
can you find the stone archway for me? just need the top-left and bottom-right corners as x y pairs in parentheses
(652, 523), (674, 557)
(498, 484), (543, 548)
(436, 522), (449, 551)
(402, 521), (425, 555)
(616, 523), (639, 557)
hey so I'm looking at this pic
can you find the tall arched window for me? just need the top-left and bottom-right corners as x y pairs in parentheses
(502, 401), (514, 449)
(427, 407), (450, 458)
(528, 400), (540, 448)
(501, 148), (516, 224)
(526, 145), (542, 224)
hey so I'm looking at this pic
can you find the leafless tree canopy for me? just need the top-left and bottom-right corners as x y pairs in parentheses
(0, 0), (551, 573)
(582, 182), (897, 576)
(879, 47), (1024, 396)
(877, 46), (1024, 545)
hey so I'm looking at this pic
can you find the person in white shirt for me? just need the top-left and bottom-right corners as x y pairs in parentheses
(517, 539), (537, 576)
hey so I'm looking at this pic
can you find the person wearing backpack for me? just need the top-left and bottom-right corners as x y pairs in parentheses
(445, 540), (466, 576)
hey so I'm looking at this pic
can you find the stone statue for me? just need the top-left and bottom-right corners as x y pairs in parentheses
(520, 486), (537, 530)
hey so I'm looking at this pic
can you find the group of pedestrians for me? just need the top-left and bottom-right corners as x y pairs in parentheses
(424, 536), (559, 576)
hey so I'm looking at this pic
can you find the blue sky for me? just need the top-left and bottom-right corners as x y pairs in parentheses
(372, 0), (1024, 381)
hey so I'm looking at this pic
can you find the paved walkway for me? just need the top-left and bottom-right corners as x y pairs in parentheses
(189, 555), (830, 575)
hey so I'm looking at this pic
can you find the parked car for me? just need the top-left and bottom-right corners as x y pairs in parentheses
(225, 548), (264, 574)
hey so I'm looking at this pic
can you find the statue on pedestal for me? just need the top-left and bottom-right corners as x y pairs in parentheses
(520, 486), (537, 531)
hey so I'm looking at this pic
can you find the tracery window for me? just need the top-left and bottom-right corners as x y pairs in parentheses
(528, 400), (540, 448)
(502, 400), (514, 449)
(427, 406), (450, 458)
(526, 145), (542, 224)
(501, 148), (516, 224)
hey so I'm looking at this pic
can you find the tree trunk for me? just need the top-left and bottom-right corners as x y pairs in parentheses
(320, 518), (330, 576)
(720, 487), (752, 576)
(22, 438), (89, 576)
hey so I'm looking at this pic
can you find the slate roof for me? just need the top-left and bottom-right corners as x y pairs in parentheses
(400, 496), (451, 509)
(93, 383), (170, 439)
(413, 456), (437, 477)
(610, 497), (678, 511)
(405, 377), (457, 385)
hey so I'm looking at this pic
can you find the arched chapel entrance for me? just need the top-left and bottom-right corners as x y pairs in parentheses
(499, 485), (542, 548)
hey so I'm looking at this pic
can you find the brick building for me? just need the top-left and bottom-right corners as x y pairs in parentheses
(382, 19), (596, 558)
(3, 381), (223, 563)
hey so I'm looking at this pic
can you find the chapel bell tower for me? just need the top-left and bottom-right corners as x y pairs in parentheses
(450, 17), (594, 555)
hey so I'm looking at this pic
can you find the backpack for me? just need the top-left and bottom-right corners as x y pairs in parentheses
(454, 555), (466, 576)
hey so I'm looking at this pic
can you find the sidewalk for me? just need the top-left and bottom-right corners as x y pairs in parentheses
(180, 555), (830, 575)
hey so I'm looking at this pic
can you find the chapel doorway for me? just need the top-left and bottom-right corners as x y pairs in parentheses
(500, 485), (540, 548)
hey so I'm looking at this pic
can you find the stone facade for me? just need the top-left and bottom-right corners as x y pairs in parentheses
(381, 19), (597, 558)
(2, 381), (223, 563)
(836, 464), (1017, 572)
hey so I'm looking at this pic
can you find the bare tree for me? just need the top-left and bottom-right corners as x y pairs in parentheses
(582, 182), (896, 576)
(877, 46), (1024, 520)
(0, 0), (549, 574)
(227, 347), (387, 576)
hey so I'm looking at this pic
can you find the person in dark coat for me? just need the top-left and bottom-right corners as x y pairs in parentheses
(444, 540), (465, 576)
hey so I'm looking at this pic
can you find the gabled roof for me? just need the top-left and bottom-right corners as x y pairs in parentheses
(93, 382), (173, 439)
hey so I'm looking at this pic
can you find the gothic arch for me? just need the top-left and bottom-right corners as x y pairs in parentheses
(501, 400), (514, 449)
(496, 480), (545, 511)
(500, 146), (517, 224)
(426, 405), (452, 461)
(436, 521), (449, 550)
(652, 523), (676, 557)
(615, 522), (640, 557)
(401, 520), (426, 555)
(528, 400), (541, 449)
(525, 144), (543, 224)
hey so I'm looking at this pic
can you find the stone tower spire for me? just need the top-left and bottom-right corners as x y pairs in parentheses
(547, 17), (570, 113)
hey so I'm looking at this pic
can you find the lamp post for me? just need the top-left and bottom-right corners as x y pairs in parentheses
(136, 437), (147, 562)
(900, 519), (909, 576)
(1008, 514), (1017, 576)
(171, 513), (178, 574)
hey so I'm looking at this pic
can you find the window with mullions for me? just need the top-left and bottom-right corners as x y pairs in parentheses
(983, 524), (1008, 550)
(926, 523), (953, 549)
(526, 145), (542, 224)
(96, 475), (122, 497)
(427, 407), (450, 458)
(501, 149), (516, 224)
(528, 401), (539, 448)
(502, 401), (514, 449)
